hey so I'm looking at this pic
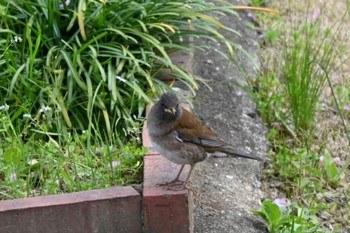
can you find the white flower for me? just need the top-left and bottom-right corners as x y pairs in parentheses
(23, 113), (32, 119)
(13, 36), (22, 43)
(0, 103), (9, 111)
(39, 106), (52, 113)
(28, 159), (39, 165)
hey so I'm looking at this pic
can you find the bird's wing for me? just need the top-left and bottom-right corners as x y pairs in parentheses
(175, 108), (262, 161)
(175, 130), (226, 148)
(174, 108), (225, 148)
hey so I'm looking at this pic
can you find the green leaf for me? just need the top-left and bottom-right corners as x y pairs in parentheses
(252, 210), (268, 222)
(262, 200), (282, 225)
(3, 147), (22, 165)
(326, 163), (339, 182)
(60, 50), (87, 91)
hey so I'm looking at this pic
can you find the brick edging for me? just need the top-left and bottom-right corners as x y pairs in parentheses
(0, 51), (194, 233)
(0, 187), (141, 233)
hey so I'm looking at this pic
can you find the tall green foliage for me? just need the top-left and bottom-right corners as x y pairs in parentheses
(0, 0), (238, 142)
(283, 22), (335, 135)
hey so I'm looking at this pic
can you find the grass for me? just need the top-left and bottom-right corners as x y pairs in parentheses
(252, 0), (350, 231)
(0, 0), (249, 199)
(0, 106), (146, 199)
(283, 22), (334, 136)
(253, 199), (324, 233)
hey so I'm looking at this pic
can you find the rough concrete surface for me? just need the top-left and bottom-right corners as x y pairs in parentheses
(188, 1), (269, 232)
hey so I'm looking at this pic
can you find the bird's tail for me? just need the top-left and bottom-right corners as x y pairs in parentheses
(220, 146), (262, 161)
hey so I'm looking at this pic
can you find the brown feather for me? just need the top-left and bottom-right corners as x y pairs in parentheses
(174, 108), (261, 161)
(175, 108), (217, 138)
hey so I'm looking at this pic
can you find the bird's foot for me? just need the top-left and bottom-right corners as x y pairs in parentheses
(166, 184), (186, 191)
(184, 181), (198, 195)
(156, 179), (186, 190)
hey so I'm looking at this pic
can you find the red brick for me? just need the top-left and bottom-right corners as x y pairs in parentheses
(143, 195), (190, 233)
(143, 155), (190, 233)
(142, 120), (153, 149)
(0, 187), (141, 233)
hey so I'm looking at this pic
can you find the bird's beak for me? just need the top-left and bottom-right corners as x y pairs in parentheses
(165, 107), (176, 115)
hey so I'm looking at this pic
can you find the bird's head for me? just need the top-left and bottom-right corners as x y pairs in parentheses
(157, 92), (181, 120)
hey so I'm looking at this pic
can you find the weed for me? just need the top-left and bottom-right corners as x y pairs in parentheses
(253, 200), (328, 233)
(253, 0), (350, 231)
(250, 0), (267, 7)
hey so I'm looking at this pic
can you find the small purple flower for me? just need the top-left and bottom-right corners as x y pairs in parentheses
(273, 198), (291, 208)
(332, 157), (343, 167)
(59, 0), (71, 9)
(311, 8), (320, 22)
(247, 12), (255, 21)
(257, 34), (264, 40)
(112, 160), (121, 168)
(344, 105), (350, 111)
(10, 173), (17, 182)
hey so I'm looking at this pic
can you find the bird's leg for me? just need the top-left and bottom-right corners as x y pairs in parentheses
(156, 165), (185, 187)
(157, 165), (196, 191)
(184, 166), (194, 189)
(184, 166), (198, 195)
(165, 166), (195, 191)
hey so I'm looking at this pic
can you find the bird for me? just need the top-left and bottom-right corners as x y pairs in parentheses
(147, 92), (262, 189)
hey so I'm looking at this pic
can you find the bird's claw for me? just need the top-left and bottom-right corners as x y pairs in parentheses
(156, 180), (186, 190)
